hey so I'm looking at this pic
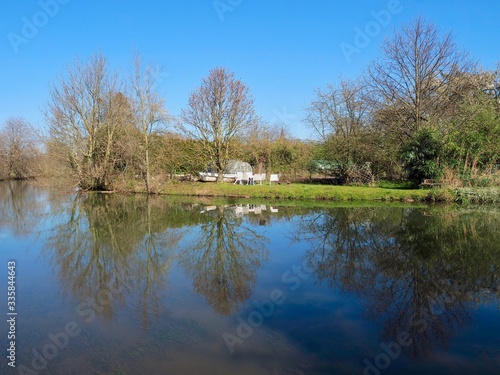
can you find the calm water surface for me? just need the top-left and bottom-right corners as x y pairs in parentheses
(1, 181), (500, 374)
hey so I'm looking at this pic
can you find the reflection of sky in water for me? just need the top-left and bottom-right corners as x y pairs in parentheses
(1, 183), (500, 374)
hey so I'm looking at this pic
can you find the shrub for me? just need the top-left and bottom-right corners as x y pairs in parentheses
(400, 127), (442, 186)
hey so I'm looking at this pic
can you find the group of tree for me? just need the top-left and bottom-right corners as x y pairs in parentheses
(39, 51), (313, 190)
(2, 16), (499, 190)
(304, 17), (500, 185)
(44, 52), (169, 193)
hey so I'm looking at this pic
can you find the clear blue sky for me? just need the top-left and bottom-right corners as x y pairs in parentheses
(1, 0), (499, 139)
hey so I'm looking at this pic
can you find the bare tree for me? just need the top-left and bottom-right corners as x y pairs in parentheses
(45, 52), (120, 190)
(305, 79), (369, 141)
(366, 17), (475, 140)
(105, 91), (138, 173)
(0, 117), (40, 180)
(180, 67), (258, 182)
(130, 53), (168, 193)
(303, 79), (370, 174)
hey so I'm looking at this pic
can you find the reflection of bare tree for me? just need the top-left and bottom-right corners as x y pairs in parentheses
(0, 181), (46, 236)
(45, 194), (183, 327)
(300, 208), (388, 290)
(297, 207), (500, 358)
(136, 197), (185, 329)
(180, 206), (269, 315)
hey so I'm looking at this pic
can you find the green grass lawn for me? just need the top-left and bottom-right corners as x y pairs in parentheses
(156, 181), (454, 203)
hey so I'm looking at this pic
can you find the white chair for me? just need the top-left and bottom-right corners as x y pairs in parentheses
(269, 174), (279, 185)
(242, 172), (253, 185)
(234, 172), (243, 184)
(253, 173), (264, 185)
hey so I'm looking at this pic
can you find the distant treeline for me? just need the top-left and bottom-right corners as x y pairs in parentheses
(1, 17), (499, 190)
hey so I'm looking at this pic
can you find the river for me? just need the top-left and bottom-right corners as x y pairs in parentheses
(1, 181), (500, 374)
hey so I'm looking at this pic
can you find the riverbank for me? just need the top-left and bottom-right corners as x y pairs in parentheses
(137, 181), (456, 203)
(31, 177), (500, 204)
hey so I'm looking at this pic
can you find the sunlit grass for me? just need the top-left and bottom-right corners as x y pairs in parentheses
(156, 181), (454, 203)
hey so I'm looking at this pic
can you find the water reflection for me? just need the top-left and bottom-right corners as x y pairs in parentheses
(44, 194), (184, 328)
(297, 207), (500, 358)
(179, 205), (270, 315)
(0, 180), (46, 236)
(43, 194), (272, 321)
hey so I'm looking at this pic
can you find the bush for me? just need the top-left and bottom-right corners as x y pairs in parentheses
(400, 127), (442, 186)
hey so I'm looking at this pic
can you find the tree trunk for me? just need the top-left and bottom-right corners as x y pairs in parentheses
(145, 135), (150, 193)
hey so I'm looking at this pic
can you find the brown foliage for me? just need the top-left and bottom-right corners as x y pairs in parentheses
(0, 117), (41, 180)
